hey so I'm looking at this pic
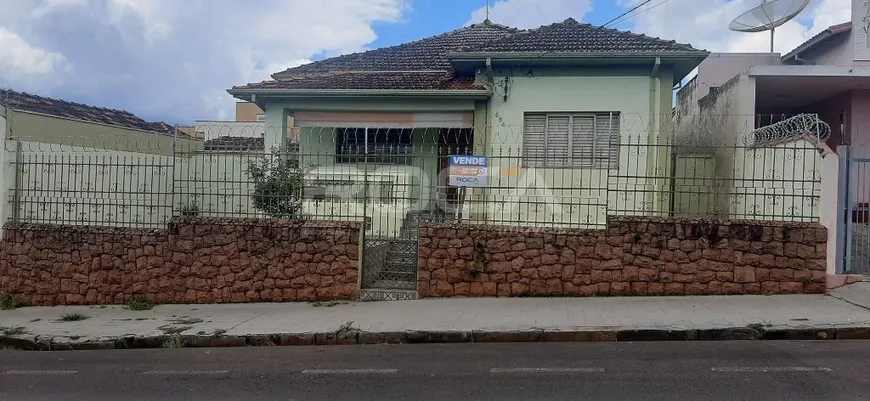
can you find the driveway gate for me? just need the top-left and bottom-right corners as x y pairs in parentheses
(842, 146), (870, 275)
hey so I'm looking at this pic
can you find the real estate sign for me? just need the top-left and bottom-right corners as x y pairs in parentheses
(449, 155), (488, 187)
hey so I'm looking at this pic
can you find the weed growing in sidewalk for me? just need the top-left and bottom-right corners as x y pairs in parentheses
(212, 328), (227, 336)
(336, 321), (360, 336)
(58, 313), (89, 322)
(161, 334), (186, 349)
(1, 295), (24, 310)
(0, 326), (28, 336)
(125, 297), (154, 311)
(312, 301), (348, 308)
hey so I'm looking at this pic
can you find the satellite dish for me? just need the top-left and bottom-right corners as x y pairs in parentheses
(729, 0), (810, 53)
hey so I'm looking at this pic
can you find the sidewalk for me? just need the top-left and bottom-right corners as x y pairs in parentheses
(3, 283), (870, 350)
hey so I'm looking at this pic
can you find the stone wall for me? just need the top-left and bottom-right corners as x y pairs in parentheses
(418, 217), (827, 297)
(0, 218), (360, 306)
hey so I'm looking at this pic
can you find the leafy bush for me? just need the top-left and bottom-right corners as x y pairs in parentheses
(247, 156), (310, 219)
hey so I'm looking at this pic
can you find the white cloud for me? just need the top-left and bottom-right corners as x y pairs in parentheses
(616, 0), (851, 54)
(466, 0), (594, 29)
(0, 26), (68, 77)
(0, 0), (410, 123)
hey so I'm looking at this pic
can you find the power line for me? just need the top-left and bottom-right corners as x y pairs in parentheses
(608, 0), (671, 28)
(600, 0), (654, 28)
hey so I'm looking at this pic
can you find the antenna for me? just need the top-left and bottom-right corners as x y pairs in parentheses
(729, 0), (810, 53)
(485, 0), (490, 22)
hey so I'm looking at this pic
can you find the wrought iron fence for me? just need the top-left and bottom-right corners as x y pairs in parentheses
(4, 123), (824, 230)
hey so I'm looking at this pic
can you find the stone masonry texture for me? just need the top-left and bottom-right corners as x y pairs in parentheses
(0, 217), (361, 306)
(418, 216), (827, 297)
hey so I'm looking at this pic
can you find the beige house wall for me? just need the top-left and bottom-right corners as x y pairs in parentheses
(3, 109), (202, 156)
(235, 102), (264, 122)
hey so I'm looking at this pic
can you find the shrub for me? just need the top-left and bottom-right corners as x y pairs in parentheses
(247, 155), (310, 219)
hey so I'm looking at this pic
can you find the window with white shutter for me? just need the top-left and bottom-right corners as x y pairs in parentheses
(522, 112), (620, 169)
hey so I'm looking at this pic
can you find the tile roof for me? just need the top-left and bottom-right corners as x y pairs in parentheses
(235, 72), (482, 91)
(0, 88), (181, 136)
(203, 136), (265, 152)
(231, 19), (704, 93)
(471, 18), (701, 53)
(273, 22), (519, 76)
(782, 22), (851, 63)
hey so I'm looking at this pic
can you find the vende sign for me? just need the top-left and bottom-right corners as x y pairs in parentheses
(449, 155), (488, 187)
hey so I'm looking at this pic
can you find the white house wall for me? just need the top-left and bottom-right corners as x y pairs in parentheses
(479, 65), (673, 227)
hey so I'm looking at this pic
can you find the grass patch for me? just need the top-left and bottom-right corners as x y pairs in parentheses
(312, 301), (348, 308)
(58, 313), (89, 322)
(1, 295), (24, 310)
(161, 334), (186, 349)
(0, 326), (28, 336)
(212, 328), (227, 336)
(125, 297), (154, 311)
(169, 317), (203, 325)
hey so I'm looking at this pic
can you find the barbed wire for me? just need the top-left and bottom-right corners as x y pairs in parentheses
(744, 113), (831, 146)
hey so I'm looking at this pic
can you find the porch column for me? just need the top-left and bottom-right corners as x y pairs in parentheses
(263, 106), (290, 153)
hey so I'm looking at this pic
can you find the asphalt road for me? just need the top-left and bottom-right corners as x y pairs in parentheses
(1, 341), (868, 401)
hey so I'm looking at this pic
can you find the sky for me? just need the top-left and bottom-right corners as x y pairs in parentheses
(0, 0), (854, 125)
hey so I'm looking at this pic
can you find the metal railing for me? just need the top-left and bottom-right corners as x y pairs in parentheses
(4, 124), (824, 230)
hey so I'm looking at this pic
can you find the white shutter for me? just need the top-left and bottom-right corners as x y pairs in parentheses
(594, 113), (620, 169)
(546, 116), (570, 167)
(571, 115), (595, 168)
(523, 114), (546, 167)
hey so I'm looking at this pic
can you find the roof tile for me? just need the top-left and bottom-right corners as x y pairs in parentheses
(0, 88), (182, 136)
(274, 22), (518, 76)
(234, 72), (483, 91)
(471, 18), (701, 53)
(232, 18), (705, 93)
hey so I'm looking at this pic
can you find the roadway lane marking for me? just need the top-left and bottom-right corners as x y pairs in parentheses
(2, 370), (78, 375)
(142, 370), (230, 375)
(301, 369), (399, 375)
(489, 368), (605, 374)
(711, 367), (833, 373)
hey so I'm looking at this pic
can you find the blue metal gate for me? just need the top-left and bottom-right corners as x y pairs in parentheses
(843, 146), (870, 275)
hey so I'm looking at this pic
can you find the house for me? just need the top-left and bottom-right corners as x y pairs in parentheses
(672, 0), (870, 277)
(0, 88), (202, 231)
(236, 101), (266, 122)
(193, 100), (296, 151)
(228, 18), (708, 229)
(0, 88), (189, 155)
(675, 0), (870, 151)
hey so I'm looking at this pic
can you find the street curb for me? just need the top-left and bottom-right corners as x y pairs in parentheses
(2, 326), (869, 351)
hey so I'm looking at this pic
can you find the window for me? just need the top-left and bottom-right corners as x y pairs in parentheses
(523, 112), (619, 169)
(336, 128), (413, 164)
(255, 114), (266, 122)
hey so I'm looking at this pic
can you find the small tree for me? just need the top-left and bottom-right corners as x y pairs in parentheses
(247, 155), (308, 219)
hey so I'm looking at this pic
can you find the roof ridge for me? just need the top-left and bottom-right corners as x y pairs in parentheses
(1, 88), (142, 119)
(594, 24), (698, 51)
(273, 22), (520, 77)
(0, 88), (179, 134)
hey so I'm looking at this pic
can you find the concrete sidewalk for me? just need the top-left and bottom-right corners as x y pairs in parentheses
(3, 284), (870, 350)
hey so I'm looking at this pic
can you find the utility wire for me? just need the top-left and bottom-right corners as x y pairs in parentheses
(608, 0), (672, 28)
(600, 0), (654, 28)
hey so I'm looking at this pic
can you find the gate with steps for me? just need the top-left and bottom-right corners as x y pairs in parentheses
(359, 211), (425, 297)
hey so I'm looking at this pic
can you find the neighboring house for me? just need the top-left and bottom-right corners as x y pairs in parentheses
(236, 101), (265, 122)
(228, 18), (708, 229)
(0, 88), (200, 230)
(194, 101), (295, 150)
(676, 1), (870, 151)
(0, 88), (187, 155)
